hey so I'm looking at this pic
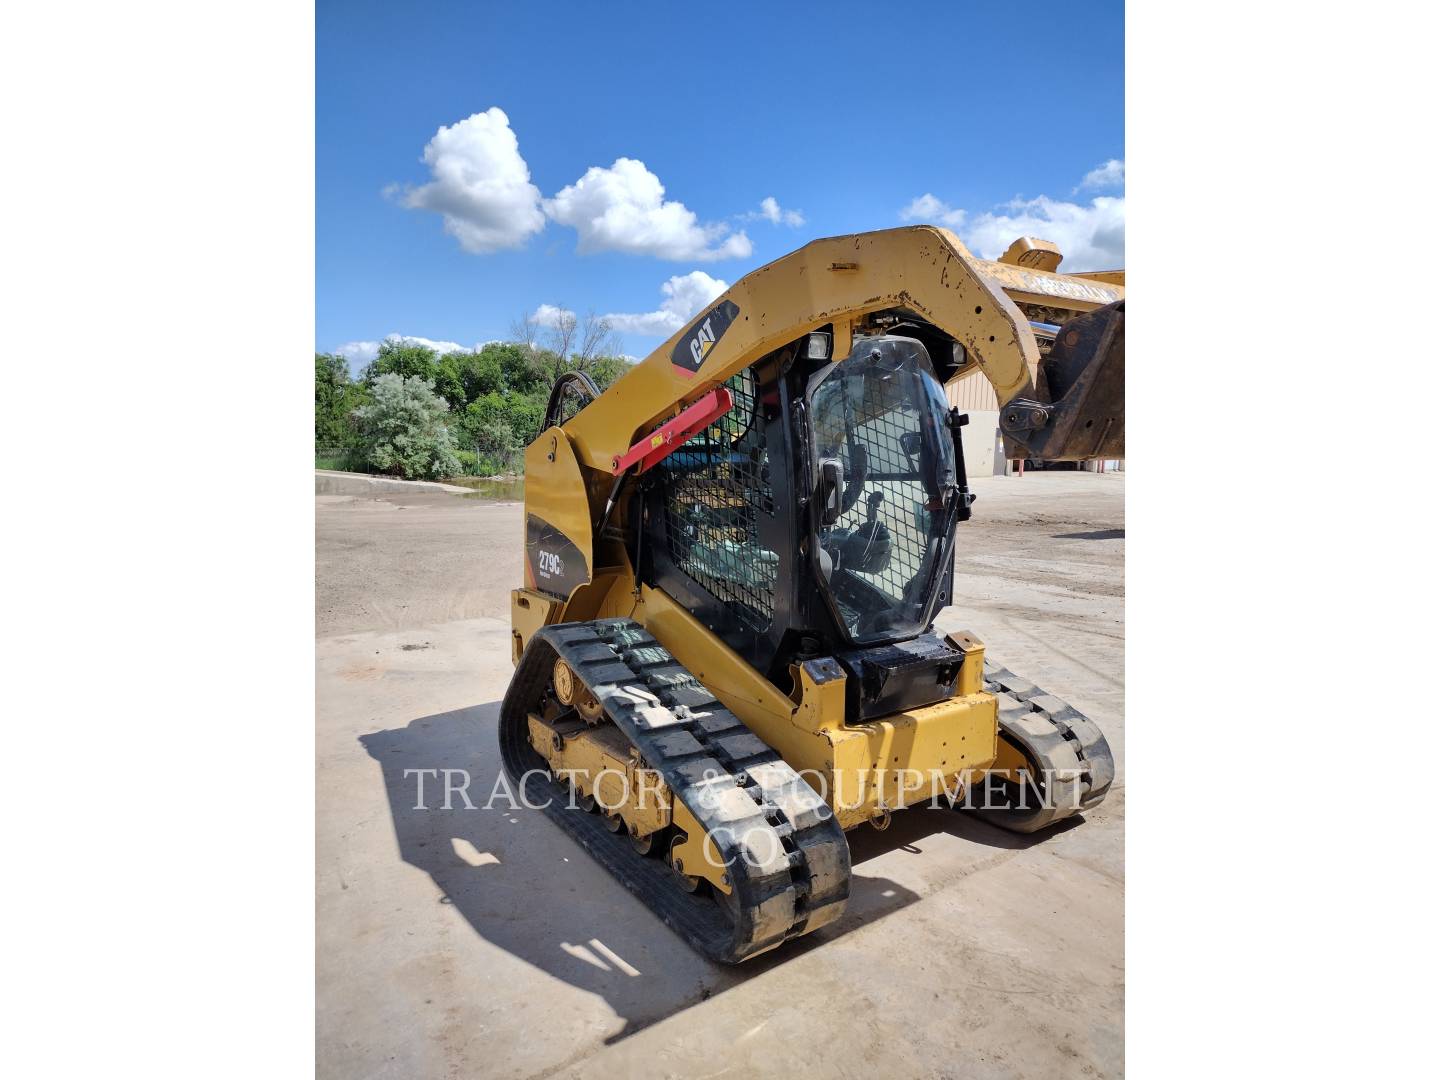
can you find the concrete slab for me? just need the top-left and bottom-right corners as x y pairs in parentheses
(316, 469), (475, 497)
(317, 472), (1124, 1079)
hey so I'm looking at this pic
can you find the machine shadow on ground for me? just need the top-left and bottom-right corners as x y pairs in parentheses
(846, 798), (1083, 861)
(362, 704), (935, 1042)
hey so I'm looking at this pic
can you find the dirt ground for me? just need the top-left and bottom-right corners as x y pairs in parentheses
(316, 471), (1124, 1079)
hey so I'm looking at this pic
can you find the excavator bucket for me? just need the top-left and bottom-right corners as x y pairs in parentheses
(1001, 300), (1125, 461)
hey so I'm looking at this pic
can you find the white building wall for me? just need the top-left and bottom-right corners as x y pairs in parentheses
(945, 371), (1005, 476)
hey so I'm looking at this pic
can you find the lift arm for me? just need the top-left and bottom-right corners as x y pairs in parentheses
(563, 225), (1123, 466)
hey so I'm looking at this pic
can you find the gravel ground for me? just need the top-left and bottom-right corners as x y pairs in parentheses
(315, 491), (524, 637)
(314, 474), (1123, 641)
(316, 471), (1124, 1079)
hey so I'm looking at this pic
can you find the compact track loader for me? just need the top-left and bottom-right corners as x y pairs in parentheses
(500, 226), (1125, 962)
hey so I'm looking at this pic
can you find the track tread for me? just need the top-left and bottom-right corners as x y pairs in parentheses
(971, 660), (1116, 832)
(500, 618), (850, 963)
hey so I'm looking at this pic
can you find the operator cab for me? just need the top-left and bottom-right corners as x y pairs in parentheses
(639, 325), (975, 722)
(808, 336), (961, 644)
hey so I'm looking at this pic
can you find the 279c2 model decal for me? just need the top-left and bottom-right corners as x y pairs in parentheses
(524, 514), (589, 598)
(670, 299), (740, 376)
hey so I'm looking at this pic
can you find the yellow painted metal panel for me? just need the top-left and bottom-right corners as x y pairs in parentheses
(562, 226), (1045, 472)
(522, 426), (594, 597)
(526, 713), (673, 837)
(634, 585), (1000, 830)
(509, 589), (561, 664)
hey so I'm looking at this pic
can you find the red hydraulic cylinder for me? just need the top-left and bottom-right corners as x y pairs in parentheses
(609, 388), (734, 475)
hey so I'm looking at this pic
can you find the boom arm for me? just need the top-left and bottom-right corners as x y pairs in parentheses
(564, 225), (1123, 468)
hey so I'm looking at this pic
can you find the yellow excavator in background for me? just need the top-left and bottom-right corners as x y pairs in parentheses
(500, 225), (1124, 961)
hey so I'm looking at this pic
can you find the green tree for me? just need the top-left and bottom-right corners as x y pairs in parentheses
(432, 352), (468, 411)
(503, 395), (548, 446)
(459, 391), (547, 449)
(447, 349), (505, 404)
(352, 373), (461, 480)
(362, 340), (440, 387)
(458, 391), (508, 433)
(473, 419), (518, 455)
(486, 342), (547, 394)
(315, 353), (368, 446)
(589, 354), (632, 391)
(317, 328), (637, 477)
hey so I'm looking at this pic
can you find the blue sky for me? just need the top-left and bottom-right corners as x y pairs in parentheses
(317, 0), (1124, 368)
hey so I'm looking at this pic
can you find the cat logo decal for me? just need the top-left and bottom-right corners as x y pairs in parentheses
(671, 300), (740, 376)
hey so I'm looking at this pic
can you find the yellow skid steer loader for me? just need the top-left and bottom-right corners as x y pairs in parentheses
(500, 226), (1124, 961)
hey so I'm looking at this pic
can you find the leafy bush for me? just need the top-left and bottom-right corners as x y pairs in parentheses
(473, 419), (518, 454)
(458, 393), (546, 450)
(316, 332), (638, 475)
(352, 373), (462, 480)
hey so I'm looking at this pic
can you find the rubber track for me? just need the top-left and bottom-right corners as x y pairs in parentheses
(499, 618), (851, 963)
(971, 659), (1117, 833)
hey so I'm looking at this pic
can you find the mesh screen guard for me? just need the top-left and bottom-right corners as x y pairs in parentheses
(655, 369), (778, 632)
(652, 335), (959, 649)
(809, 337), (958, 643)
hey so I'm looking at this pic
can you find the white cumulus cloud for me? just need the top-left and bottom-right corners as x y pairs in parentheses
(603, 271), (730, 337)
(962, 195), (1125, 271)
(544, 158), (751, 262)
(530, 303), (575, 330)
(745, 196), (805, 227)
(900, 193), (967, 228)
(332, 333), (474, 374)
(335, 340), (382, 366)
(1076, 158), (1125, 192)
(395, 107), (545, 253)
(396, 110), (756, 263)
(394, 333), (469, 354)
(898, 161), (1125, 272)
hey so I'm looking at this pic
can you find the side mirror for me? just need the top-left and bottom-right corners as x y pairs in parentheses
(818, 458), (844, 525)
